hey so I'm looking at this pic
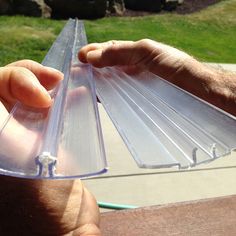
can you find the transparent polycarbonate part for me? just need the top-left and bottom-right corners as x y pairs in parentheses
(1, 19), (236, 178)
(94, 67), (236, 169)
(0, 19), (107, 179)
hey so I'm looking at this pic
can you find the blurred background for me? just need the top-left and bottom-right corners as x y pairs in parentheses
(0, 0), (235, 65)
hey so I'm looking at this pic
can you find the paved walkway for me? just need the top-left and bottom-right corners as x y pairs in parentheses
(83, 63), (236, 211)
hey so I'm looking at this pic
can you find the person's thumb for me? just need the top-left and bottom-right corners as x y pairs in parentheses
(0, 66), (52, 108)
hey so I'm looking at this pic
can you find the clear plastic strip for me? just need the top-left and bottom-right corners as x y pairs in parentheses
(94, 67), (236, 169)
(0, 19), (107, 179)
(113, 71), (229, 157)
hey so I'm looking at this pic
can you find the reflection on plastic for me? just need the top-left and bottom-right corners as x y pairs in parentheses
(1, 19), (236, 179)
(94, 67), (236, 169)
(0, 19), (107, 179)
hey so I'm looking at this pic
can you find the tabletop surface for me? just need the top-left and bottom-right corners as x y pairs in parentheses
(100, 194), (236, 236)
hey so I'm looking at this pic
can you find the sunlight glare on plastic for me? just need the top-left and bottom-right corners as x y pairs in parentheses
(0, 19), (107, 179)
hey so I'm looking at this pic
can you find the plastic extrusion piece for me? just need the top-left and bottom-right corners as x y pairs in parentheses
(94, 67), (236, 169)
(0, 19), (107, 179)
(1, 19), (235, 179)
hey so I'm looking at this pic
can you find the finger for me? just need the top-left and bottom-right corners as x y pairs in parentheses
(6, 59), (63, 90)
(78, 40), (137, 68)
(78, 43), (104, 63)
(0, 66), (52, 108)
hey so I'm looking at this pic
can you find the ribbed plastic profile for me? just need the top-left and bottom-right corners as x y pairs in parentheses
(94, 67), (236, 169)
(0, 19), (236, 180)
(0, 19), (107, 179)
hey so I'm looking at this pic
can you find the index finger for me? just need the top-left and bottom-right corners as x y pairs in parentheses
(6, 60), (63, 90)
(78, 40), (136, 68)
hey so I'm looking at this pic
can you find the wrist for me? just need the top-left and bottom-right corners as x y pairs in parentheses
(177, 59), (236, 115)
(209, 68), (236, 115)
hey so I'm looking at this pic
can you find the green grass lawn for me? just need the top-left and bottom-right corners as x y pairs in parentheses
(0, 0), (235, 65)
(0, 16), (65, 65)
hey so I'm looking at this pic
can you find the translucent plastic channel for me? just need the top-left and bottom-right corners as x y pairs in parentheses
(0, 19), (107, 179)
(94, 67), (236, 169)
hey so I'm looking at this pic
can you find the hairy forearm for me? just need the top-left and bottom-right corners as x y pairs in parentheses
(162, 57), (236, 116)
(209, 68), (236, 115)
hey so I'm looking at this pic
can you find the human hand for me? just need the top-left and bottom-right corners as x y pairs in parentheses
(0, 59), (63, 170)
(0, 60), (101, 235)
(79, 39), (236, 115)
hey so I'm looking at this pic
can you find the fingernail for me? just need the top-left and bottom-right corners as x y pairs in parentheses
(41, 87), (51, 101)
(87, 50), (102, 62)
(31, 79), (51, 100)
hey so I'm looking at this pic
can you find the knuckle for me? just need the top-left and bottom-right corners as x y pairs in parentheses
(137, 38), (153, 47)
